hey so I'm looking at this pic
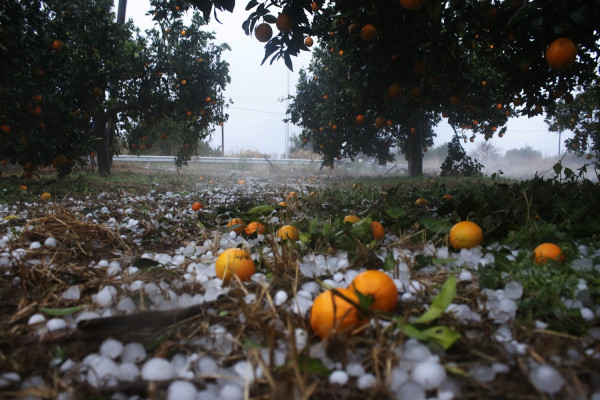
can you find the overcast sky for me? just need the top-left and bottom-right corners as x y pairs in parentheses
(115, 0), (571, 159)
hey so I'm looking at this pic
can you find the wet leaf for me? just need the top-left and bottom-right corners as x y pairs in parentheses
(40, 305), (85, 316)
(132, 258), (161, 269)
(421, 326), (461, 349)
(413, 275), (457, 324)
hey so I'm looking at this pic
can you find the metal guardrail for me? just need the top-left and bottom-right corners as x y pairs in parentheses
(112, 155), (319, 165)
(111, 155), (408, 173)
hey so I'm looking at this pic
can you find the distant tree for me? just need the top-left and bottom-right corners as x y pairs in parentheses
(504, 146), (543, 162)
(471, 141), (501, 163)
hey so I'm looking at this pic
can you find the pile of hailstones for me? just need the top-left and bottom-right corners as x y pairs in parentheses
(1, 208), (600, 399)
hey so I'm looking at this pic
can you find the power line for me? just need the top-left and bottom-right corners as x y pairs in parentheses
(229, 105), (286, 116)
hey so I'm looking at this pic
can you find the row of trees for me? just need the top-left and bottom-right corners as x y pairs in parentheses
(149, 0), (600, 175)
(0, 0), (230, 175)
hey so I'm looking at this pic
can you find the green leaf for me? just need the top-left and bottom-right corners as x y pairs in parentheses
(553, 162), (563, 176)
(40, 305), (85, 316)
(296, 355), (331, 377)
(421, 326), (461, 350)
(401, 323), (429, 340)
(243, 338), (262, 349)
(298, 231), (310, 244)
(309, 217), (319, 235)
(383, 251), (395, 271)
(385, 205), (405, 219)
(247, 205), (274, 215)
(350, 216), (371, 237)
(413, 275), (457, 324)
(132, 258), (161, 269)
(420, 218), (452, 234)
(414, 254), (433, 271)
(263, 14), (276, 23)
(432, 257), (458, 265)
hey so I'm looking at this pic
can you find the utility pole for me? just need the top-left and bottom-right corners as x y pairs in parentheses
(117, 0), (127, 24)
(221, 97), (225, 156)
(558, 130), (562, 157)
(285, 68), (290, 159)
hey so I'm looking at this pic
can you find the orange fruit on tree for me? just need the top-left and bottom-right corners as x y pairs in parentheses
(215, 248), (256, 281)
(356, 114), (366, 124)
(343, 214), (361, 224)
(255, 23), (273, 42)
(311, 1), (319, 12)
(375, 116), (387, 129)
(310, 288), (362, 339)
(304, 37), (314, 47)
(449, 221), (483, 249)
(0, 160), (6, 166)
(399, 0), (426, 10)
(545, 37), (577, 70)
(31, 94), (43, 103)
(243, 221), (266, 236)
(51, 39), (63, 51)
(276, 13), (294, 32)
(27, 105), (42, 117)
(360, 24), (377, 41)
(227, 218), (245, 234)
(533, 243), (565, 264)
(349, 270), (397, 312)
(277, 225), (299, 241)
(449, 95), (460, 106)
(191, 202), (202, 211)
(415, 197), (428, 206)
(180, 30), (186, 36)
(370, 221), (385, 241)
(388, 83), (402, 99)
(409, 86), (422, 100)
(0, 123), (10, 134)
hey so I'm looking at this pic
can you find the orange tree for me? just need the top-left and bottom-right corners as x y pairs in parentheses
(0, 0), (229, 176)
(118, 12), (230, 169)
(151, 0), (600, 176)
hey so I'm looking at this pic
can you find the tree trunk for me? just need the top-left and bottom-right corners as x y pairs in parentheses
(94, 113), (112, 176)
(407, 131), (423, 176)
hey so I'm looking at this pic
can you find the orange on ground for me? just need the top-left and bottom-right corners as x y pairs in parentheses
(349, 270), (397, 312)
(533, 243), (566, 264)
(545, 37), (577, 70)
(0, 160), (6, 166)
(449, 221), (483, 250)
(255, 23), (273, 42)
(19, 185), (27, 190)
(370, 221), (385, 241)
(40, 192), (52, 201)
(276, 13), (294, 32)
(310, 288), (362, 339)
(443, 194), (453, 200)
(243, 221), (266, 236)
(227, 218), (245, 234)
(215, 248), (256, 281)
(191, 202), (202, 211)
(343, 215), (361, 224)
(415, 197), (427, 206)
(399, 0), (426, 10)
(277, 225), (299, 241)
(360, 24), (377, 41)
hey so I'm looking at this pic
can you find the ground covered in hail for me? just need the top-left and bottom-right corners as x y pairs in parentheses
(0, 169), (599, 400)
